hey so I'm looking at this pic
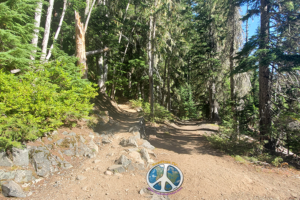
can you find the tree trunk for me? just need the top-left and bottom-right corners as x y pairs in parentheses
(85, 0), (91, 18)
(148, 14), (154, 117)
(259, 0), (273, 149)
(161, 58), (167, 106)
(31, 0), (43, 60)
(46, 0), (67, 60)
(167, 61), (171, 112)
(98, 52), (105, 92)
(209, 83), (220, 121)
(75, 11), (87, 78)
(111, 66), (116, 100)
(230, 3), (237, 133)
(141, 82), (145, 100)
(41, 0), (54, 61)
(74, 0), (95, 78)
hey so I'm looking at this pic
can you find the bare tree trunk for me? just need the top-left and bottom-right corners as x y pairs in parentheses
(259, 0), (273, 150)
(209, 83), (220, 121)
(118, 0), (131, 43)
(85, 0), (91, 18)
(46, 0), (67, 60)
(31, 0), (43, 60)
(141, 82), (145, 100)
(41, 0), (54, 61)
(74, 0), (96, 79)
(103, 51), (108, 90)
(75, 11), (87, 78)
(98, 52), (105, 91)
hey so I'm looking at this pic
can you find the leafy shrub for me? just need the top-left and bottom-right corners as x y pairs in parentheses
(0, 61), (97, 150)
(129, 99), (143, 109)
(129, 99), (173, 122)
(271, 157), (283, 167)
(234, 155), (246, 163)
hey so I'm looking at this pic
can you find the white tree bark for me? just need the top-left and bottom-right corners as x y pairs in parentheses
(86, 47), (109, 56)
(46, 0), (67, 61)
(40, 0), (54, 61)
(118, 0), (131, 43)
(98, 53), (105, 92)
(85, 0), (91, 17)
(31, 0), (43, 60)
(84, 0), (96, 32)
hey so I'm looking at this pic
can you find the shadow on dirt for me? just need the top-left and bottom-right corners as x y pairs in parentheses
(91, 94), (141, 133)
(146, 124), (225, 157)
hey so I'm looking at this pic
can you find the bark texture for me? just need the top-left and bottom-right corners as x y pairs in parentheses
(41, 0), (54, 61)
(75, 11), (87, 78)
(46, 0), (67, 60)
(259, 0), (272, 149)
(31, 0), (43, 60)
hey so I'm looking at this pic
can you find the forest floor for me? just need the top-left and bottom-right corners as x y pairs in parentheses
(10, 98), (300, 200)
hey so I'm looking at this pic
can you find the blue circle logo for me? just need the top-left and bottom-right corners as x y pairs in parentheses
(146, 163), (184, 193)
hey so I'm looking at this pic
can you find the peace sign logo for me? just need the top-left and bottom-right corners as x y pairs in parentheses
(146, 163), (184, 193)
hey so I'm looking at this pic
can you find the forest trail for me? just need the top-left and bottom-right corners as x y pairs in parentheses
(20, 103), (300, 200)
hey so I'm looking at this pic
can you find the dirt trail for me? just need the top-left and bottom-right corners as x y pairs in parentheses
(14, 103), (300, 200)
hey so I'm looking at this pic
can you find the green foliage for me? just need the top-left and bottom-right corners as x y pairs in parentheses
(173, 84), (197, 120)
(233, 155), (246, 164)
(129, 99), (173, 122)
(271, 157), (284, 167)
(0, 0), (40, 71)
(0, 61), (97, 150)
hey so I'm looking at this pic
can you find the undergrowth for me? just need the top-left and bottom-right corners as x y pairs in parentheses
(0, 60), (98, 150)
(129, 99), (174, 122)
(206, 123), (285, 167)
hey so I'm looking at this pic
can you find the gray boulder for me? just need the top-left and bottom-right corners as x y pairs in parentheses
(140, 148), (154, 163)
(31, 147), (51, 177)
(0, 170), (16, 181)
(102, 136), (112, 144)
(62, 131), (69, 135)
(69, 132), (76, 136)
(60, 161), (73, 169)
(131, 131), (141, 140)
(63, 149), (75, 156)
(79, 135), (86, 143)
(119, 138), (138, 147)
(1, 180), (26, 198)
(55, 139), (64, 146)
(14, 170), (33, 183)
(12, 148), (29, 166)
(115, 155), (131, 168)
(141, 140), (155, 150)
(77, 143), (95, 158)
(108, 165), (126, 173)
(129, 126), (140, 133)
(88, 140), (99, 153)
(0, 151), (13, 167)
